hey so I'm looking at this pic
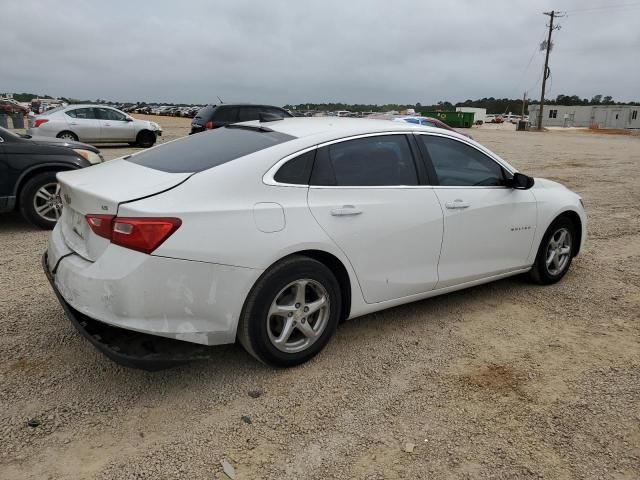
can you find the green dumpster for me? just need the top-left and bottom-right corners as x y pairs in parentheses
(420, 111), (475, 128)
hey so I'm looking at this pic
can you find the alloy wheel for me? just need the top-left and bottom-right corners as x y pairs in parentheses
(266, 279), (330, 354)
(33, 182), (63, 222)
(545, 227), (572, 276)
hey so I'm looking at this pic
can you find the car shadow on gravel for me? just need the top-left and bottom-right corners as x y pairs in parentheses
(0, 211), (43, 233)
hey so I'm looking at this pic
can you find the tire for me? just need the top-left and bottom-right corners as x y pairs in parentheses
(19, 171), (63, 229)
(237, 255), (342, 367)
(56, 131), (78, 142)
(529, 217), (576, 285)
(136, 130), (156, 148)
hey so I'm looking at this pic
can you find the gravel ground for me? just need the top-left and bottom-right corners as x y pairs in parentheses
(1, 117), (638, 480)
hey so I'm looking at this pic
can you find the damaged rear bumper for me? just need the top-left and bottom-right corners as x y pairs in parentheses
(43, 252), (213, 371)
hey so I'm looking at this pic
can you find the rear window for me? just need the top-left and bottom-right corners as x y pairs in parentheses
(126, 126), (296, 173)
(193, 105), (215, 120)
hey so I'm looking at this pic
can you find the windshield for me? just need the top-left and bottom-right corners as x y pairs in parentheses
(126, 126), (296, 173)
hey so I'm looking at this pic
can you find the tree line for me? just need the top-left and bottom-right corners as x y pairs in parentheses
(286, 95), (639, 115)
(7, 92), (638, 115)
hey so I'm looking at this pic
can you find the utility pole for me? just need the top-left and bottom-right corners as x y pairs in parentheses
(522, 92), (527, 120)
(537, 10), (563, 130)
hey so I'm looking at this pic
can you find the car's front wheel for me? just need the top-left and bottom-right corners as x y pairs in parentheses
(19, 172), (63, 229)
(529, 217), (576, 284)
(136, 130), (156, 148)
(237, 256), (341, 367)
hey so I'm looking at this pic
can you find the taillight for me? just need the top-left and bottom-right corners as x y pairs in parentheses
(33, 118), (49, 128)
(86, 214), (114, 239)
(85, 215), (181, 254)
(205, 120), (214, 129)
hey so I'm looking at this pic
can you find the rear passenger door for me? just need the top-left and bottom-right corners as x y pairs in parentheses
(307, 134), (444, 303)
(64, 108), (101, 142)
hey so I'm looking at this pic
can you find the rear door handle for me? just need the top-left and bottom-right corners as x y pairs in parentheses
(445, 199), (470, 210)
(69, 122), (77, 125)
(330, 205), (362, 216)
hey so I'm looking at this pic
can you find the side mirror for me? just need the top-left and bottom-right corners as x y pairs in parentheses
(125, 116), (133, 122)
(511, 172), (534, 190)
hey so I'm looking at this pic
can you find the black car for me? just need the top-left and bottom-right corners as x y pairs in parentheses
(0, 127), (104, 229)
(190, 104), (292, 134)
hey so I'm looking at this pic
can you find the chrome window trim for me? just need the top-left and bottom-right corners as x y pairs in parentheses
(263, 130), (516, 188)
(0, 136), (4, 143)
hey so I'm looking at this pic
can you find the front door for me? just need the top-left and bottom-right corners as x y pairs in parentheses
(307, 134), (443, 303)
(416, 133), (537, 288)
(95, 107), (135, 142)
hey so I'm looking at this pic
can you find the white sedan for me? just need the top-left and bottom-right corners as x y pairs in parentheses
(44, 118), (586, 369)
(28, 105), (162, 147)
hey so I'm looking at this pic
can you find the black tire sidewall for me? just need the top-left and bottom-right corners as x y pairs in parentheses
(19, 172), (60, 229)
(137, 131), (156, 148)
(533, 217), (575, 284)
(244, 258), (341, 367)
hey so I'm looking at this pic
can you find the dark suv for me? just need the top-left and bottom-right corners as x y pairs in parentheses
(190, 104), (292, 134)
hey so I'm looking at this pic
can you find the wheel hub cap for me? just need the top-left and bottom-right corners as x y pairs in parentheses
(267, 279), (330, 354)
(545, 227), (571, 276)
(33, 182), (63, 222)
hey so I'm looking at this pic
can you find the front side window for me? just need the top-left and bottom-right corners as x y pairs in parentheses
(66, 108), (95, 119)
(95, 108), (126, 121)
(312, 135), (418, 187)
(419, 135), (506, 187)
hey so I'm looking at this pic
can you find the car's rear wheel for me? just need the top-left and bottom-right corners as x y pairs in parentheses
(136, 130), (156, 148)
(56, 131), (78, 142)
(19, 172), (63, 229)
(529, 217), (576, 284)
(237, 256), (341, 367)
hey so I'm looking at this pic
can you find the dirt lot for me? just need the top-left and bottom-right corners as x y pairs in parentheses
(1, 116), (638, 480)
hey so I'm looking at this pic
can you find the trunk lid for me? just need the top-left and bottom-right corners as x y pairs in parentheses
(57, 159), (191, 261)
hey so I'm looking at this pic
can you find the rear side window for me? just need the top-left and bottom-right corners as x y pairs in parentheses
(311, 135), (418, 187)
(126, 127), (296, 173)
(213, 107), (237, 123)
(419, 135), (506, 187)
(66, 108), (95, 119)
(274, 150), (315, 185)
(237, 107), (262, 122)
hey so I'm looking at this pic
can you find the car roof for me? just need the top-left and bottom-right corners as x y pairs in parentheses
(246, 117), (460, 143)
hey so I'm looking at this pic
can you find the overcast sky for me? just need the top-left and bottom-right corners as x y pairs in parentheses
(2, 0), (639, 105)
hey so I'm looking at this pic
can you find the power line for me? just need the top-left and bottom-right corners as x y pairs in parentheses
(565, 2), (640, 13)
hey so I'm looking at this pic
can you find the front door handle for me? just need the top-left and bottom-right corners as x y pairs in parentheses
(445, 199), (470, 210)
(69, 122), (78, 125)
(330, 205), (362, 216)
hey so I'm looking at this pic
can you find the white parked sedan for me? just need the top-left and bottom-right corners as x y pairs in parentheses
(44, 118), (586, 369)
(28, 105), (162, 147)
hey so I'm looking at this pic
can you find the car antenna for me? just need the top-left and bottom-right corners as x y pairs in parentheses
(217, 95), (223, 104)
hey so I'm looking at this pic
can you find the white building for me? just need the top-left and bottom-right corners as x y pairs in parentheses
(529, 104), (640, 129)
(456, 107), (486, 124)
